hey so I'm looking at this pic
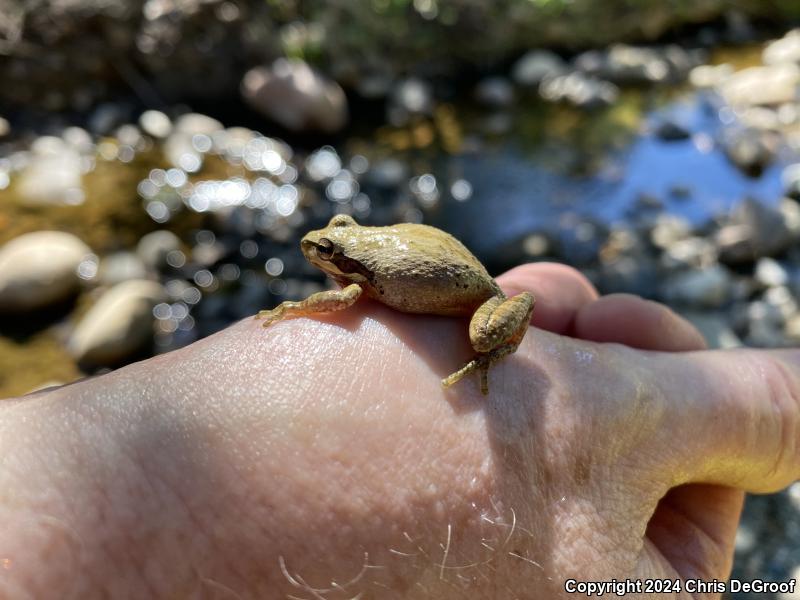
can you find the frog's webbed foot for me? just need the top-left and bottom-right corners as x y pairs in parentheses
(442, 292), (535, 395)
(255, 283), (362, 327)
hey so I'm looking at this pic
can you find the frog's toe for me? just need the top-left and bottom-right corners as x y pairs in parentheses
(479, 367), (489, 396)
(441, 356), (488, 392)
(255, 309), (280, 327)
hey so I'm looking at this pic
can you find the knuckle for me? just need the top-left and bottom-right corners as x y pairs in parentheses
(758, 354), (800, 485)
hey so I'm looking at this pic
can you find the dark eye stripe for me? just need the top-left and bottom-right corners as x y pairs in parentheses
(317, 238), (335, 259)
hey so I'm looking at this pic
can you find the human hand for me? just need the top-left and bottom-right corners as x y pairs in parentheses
(1, 263), (797, 599)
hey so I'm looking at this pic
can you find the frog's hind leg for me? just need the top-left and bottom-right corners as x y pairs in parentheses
(468, 292), (535, 354)
(442, 292), (535, 395)
(255, 283), (362, 327)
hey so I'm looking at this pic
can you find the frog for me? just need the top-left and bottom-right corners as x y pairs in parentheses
(256, 214), (535, 395)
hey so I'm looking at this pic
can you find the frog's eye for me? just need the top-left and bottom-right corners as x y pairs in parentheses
(316, 238), (336, 260)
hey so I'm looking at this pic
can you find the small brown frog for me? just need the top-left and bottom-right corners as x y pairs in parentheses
(256, 214), (534, 394)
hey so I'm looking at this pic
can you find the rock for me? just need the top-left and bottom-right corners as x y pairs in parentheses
(574, 44), (701, 84)
(241, 59), (348, 134)
(715, 225), (753, 264)
(576, 45), (664, 83)
(716, 198), (794, 264)
(115, 124), (143, 149)
(754, 257), (789, 288)
(68, 279), (166, 366)
(62, 126), (93, 153)
(572, 49), (604, 75)
(718, 64), (800, 107)
(781, 198), (800, 238)
(689, 63), (733, 89)
(163, 134), (202, 172)
(764, 286), (797, 322)
(17, 135), (84, 205)
(763, 29), (800, 66)
(99, 252), (148, 285)
(139, 110), (172, 138)
(635, 192), (663, 210)
(650, 214), (692, 249)
(539, 72), (619, 109)
(474, 77), (515, 108)
(0, 231), (92, 311)
(163, 113), (222, 172)
(661, 265), (733, 308)
(721, 128), (777, 177)
(679, 311), (742, 348)
(654, 118), (690, 141)
(661, 237), (717, 270)
(137, 230), (182, 270)
(663, 45), (705, 79)
(600, 255), (659, 297)
(783, 313), (800, 343)
(511, 50), (567, 86)
(173, 113), (224, 136)
(739, 106), (781, 131)
(783, 163), (800, 200)
(669, 184), (692, 200)
(745, 299), (788, 347)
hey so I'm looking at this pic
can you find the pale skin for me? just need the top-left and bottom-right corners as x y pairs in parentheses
(0, 263), (798, 599)
(256, 214), (535, 395)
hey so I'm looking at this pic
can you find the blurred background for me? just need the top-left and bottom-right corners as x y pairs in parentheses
(1, 0), (799, 594)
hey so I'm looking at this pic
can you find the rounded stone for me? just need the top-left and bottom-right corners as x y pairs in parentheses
(99, 252), (148, 285)
(241, 59), (348, 134)
(68, 280), (166, 365)
(137, 230), (182, 270)
(0, 231), (92, 311)
(173, 113), (224, 136)
(139, 110), (172, 138)
(511, 50), (567, 86)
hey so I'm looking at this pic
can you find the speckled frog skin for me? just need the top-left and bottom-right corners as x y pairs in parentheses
(256, 214), (535, 394)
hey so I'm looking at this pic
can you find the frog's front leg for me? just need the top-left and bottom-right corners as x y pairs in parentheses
(255, 283), (363, 327)
(442, 292), (535, 395)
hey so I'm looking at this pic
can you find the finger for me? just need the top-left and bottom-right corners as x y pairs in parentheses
(574, 294), (707, 352)
(645, 484), (744, 581)
(648, 348), (800, 493)
(496, 263), (599, 334)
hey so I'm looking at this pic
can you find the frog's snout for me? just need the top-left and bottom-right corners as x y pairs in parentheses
(300, 236), (319, 260)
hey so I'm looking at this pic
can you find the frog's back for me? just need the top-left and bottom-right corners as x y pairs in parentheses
(357, 223), (501, 315)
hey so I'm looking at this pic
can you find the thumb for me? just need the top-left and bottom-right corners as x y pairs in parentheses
(647, 348), (800, 493)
